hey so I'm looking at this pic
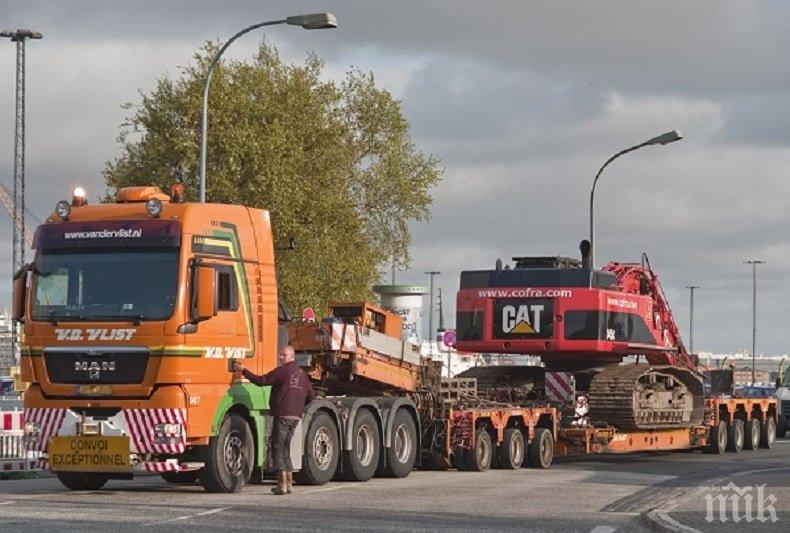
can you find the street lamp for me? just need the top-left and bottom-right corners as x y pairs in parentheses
(744, 260), (766, 385)
(198, 13), (337, 203)
(686, 285), (699, 354)
(425, 271), (441, 355)
(2, 28), (43, 363)
(588, 130), (683, 267)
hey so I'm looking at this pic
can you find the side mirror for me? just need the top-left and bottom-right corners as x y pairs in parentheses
(12, 267), (27, 322)
(193, 265), (217, 321)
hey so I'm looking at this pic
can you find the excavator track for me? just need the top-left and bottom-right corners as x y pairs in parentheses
(587, 364), (704, 430)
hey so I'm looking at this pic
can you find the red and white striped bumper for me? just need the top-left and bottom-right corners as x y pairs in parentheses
(24, 407), (193, 473)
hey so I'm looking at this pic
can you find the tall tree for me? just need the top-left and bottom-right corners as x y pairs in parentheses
(104, 42), (441, 312)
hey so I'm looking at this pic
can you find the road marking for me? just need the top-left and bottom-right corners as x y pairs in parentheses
(142, 507), (228, 526)
(0, 501), (13, 505)
(300, 485), (355, 494)
(589, 526), (617, 533)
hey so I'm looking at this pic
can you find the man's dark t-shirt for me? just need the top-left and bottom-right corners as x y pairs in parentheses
(242, 361), (316, 418)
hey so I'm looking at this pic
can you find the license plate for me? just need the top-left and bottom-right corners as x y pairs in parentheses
(49, 436), (131, 472)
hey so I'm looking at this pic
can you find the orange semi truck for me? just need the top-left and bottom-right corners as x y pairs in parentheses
(16, 185), (557, 491)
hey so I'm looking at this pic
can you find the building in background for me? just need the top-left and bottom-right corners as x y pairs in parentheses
(0, 310), (15, 375)
(373, 284), (426, 346)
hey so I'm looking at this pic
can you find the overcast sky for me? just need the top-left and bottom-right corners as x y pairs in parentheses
(2, 1), (790, 355)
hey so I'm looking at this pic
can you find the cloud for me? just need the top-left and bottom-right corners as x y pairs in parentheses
(2, 1), (790, 354)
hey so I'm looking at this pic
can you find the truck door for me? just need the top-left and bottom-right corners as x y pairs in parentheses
(193, 261), (249, 359)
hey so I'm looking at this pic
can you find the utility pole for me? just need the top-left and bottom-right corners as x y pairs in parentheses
(686, 285), (699, 354)
(744, 260), (766, 386)
(437, 288), (445, 332)
(2, 28), (42, 363)
(425, 271), (440, 355)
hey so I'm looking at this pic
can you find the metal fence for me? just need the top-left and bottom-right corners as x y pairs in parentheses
(0, 409), (38, 472)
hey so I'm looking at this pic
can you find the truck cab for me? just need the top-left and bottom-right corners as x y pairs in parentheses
(17, 185), (279, 491)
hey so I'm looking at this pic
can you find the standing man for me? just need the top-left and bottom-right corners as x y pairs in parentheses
(232, 345), (315, 495)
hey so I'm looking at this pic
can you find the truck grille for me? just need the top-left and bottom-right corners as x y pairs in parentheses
(43, 348), (149, 384)
(782, 400), (790, 421)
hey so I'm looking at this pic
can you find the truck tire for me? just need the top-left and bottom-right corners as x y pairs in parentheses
(464, 427), (493, 472)
(56, 472), (108, 491)
(497, 428), (525, 470)
(199, 412), (254, 493)
(339, 409), (380, 481)
(527, 428), (553, 469)
(706, 420), (727, 454)
(161, 470), (200, 484)
(776, 422), (787, 439)
(726, 419), (744, 452)
(760, 417), (776, 449)
(295, 411), (339, 486)
(379, 409), (417, 478)
(743, 418), (761, 451)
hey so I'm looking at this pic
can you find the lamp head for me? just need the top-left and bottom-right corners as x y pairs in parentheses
(286, 13), (337, 30)
(646, 130), (683, 146)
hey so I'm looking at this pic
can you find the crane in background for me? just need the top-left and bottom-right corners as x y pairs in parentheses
(0, 182), (39, 249)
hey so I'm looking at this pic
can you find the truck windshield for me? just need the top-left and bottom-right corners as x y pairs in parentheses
(782, 367), (790, 388)
(31, 250), (179, 321)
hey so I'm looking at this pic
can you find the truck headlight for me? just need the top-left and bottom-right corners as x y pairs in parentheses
(154, 422), (184, 445)
(24, 421), (40, 436)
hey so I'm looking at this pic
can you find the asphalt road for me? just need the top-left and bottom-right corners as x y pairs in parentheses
(1, 442), (789, 532)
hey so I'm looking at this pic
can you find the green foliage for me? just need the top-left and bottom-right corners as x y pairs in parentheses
(104, 42), (441, 312)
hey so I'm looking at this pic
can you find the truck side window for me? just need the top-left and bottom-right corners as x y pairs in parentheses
(216, 266), (238, 311)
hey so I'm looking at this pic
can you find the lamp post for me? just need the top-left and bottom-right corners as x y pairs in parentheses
(744, 260), (765, 386)
(425, 271), (441, 355)
(589, 130), (683, 267)
(198, 13), (337, 203)
(2, 28), (42, 363)
(686, 285), (699, 354)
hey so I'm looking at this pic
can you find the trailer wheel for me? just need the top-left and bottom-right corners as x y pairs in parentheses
(497, 428), (525, 470)
(339, 409), (381, 481)
(760, 417), (776, 449)
(744, 418), (761, 451)
(464, 427), (493, 472)
(56, 472), (108, 491)
(379, 409), (417, 478)
(706, 420), (727, 454)
(199, 412), (254, 493)
(527, 428), (553, 469)
(726, 419), (744, 452)
(295, 411), (339, 486)
(161, 470), (200, 484)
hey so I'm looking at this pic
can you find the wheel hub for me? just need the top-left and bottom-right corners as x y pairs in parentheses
(313, 427), (333, 470)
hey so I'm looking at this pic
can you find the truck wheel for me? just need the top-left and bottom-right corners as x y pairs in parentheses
(199, 412), (254, 493)
(776, 421), (786, 439)
(379, 409), (417, 478)
(161, 470), (200, 484)
(726, 420), (744, 452)
(497, 428), (525, 470)
(464, 427), (493, 472)
(706, 420), (727, 454)
(295, 411), (339, 486)
(760, 417), (776, 449)
(56, 472), (108, 491)
(743, 418), (761, 451)
(527, 428), (553, 469)
(340, 409), (380, 481)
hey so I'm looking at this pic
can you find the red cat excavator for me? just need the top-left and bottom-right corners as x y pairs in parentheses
(456, 240), (704, 430)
